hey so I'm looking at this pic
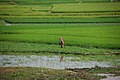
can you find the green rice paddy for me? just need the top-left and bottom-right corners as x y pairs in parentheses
(0, 0), (120, 79)
(0, 24), (120, 49)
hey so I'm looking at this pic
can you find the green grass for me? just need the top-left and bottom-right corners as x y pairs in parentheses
(88, 66), (120, 74)
(0, 24), (120, 49)
(0, 67), (83, 80)
(79, 0), (111, 3)
(0, 3), (120, 17)
(0, 5), (51, 10)
(0, 67), (120, 80)
(0, 41), (120, 66)
(0, 67), (100, 80)
(0, 5), (51, 16)
(0, 0), (113, 5)
(4, 17), (120, 23)
(1, 41), (119, 55)
(0, 1), (120, 80)
(0, 0), (78, 5)
(52, 3), (120, 13)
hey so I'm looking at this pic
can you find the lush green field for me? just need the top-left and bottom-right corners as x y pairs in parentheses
(0, 5), (50, 16)
(0, 0), (119, 57)
(3, 17), (120, 23)
(52, 3), (120, 13)
(0, 24), (120, 49)
(1, 41), (120, 55)
(0, 3), (120, 23)
(0, 0), (120, 80)
(0, 0), (114, 5)
(0, 0), (78, 5)
(0, 3), (120, 18)
(0, 2), (120, 25)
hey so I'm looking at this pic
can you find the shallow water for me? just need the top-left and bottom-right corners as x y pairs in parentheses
(0, 55), (113, 69)
(97, 73), (114, 77)
(101, 76), (120, 80)
(98, 73), (120, 80)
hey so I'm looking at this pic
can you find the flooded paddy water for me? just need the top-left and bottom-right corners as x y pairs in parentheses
(100, 75), (120, 80)
(97, 74), (120, 80)
(0, 55), (113, 69)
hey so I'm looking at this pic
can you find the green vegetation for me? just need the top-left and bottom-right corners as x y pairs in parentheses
(0, 0), (119, 61)
(52, 3), (120, 13)
(0, 2), (120, 23)
(0, 3), (120, 24)
(88, 66), (120, 74)
(0, 0), (120, 80)
(0, 67), (120, 80)
(0, 24), (120, 49)
(0, 41), (120, 55)
(0, 0), (114, 5)
(3, 17), (120, 23)
(0, 0), (78, 5)
(0, 67), (84, 80)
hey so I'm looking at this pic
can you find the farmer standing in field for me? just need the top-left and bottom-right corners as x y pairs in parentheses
(59, 37), (64, 48)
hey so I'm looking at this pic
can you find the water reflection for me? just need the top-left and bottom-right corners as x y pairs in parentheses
(0, 55), (113, 69)
(59, 56), (64, 62)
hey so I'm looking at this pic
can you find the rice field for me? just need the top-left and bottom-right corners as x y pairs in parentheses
(3, 17), (120, 23)
(52, 3), (120, 13)
(0, 2), (120, 24)
(0, 0), (120, 60)
(0, 24), (120, 49)
(0, 3), (120, 15)
(0, 0), (120, 80)
(0, 0), (113, 5)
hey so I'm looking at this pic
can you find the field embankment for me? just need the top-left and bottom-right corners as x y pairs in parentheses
(0, 67), (120, 80)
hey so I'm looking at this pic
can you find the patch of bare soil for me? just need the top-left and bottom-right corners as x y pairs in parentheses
(0, 67), (16, 73)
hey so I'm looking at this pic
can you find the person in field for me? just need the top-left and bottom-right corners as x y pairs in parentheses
(59, 37), (64, 48)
